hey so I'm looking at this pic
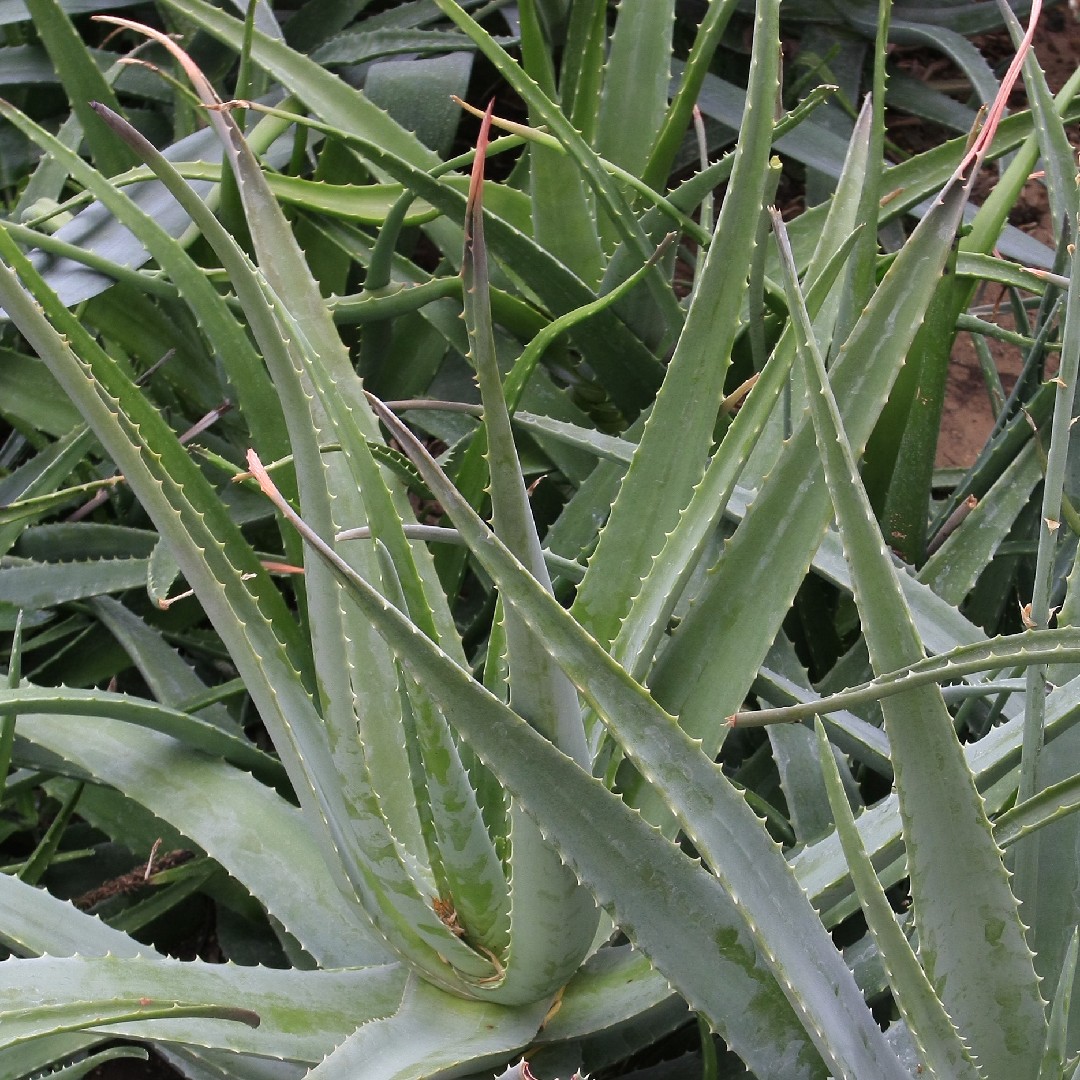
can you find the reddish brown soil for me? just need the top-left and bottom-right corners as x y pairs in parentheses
(936, 9), (1080, 468)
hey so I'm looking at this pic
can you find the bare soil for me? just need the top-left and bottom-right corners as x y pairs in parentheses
(936, 8), (1080, 468)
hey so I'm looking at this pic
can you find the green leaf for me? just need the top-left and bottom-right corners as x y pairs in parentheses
(643, 0), (739, 189)
(306, 976), (548, 1080)
(644, 160), (975, 781)
(460, 111), (598, 1001)
(432, 0), (683, 339)
(0, 558), (149, 609)
(595, 0), (674, 177)
(22, 0), (135, 176)
(0, 349), (83, 435)
(21, 1044), (148, 1079)
(816, 720), (982, 1080)
(91, 29), (508, 992)
(0, 100), (291, 467)
(734, 627), (1080, 727)
(0, 954), (406, 1061)
(571, 0), (782, 650)
(920, 442), (1043, 605)
(774, 204), (1046, 1079)
(1040, 929), (1080, 1080)
(0, 685), (283, 786)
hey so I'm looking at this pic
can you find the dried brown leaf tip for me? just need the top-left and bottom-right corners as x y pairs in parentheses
(433, 895), (465, 937)
(464, 98), (496, 232)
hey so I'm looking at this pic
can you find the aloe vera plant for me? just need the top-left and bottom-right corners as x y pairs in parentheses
(3, 0), (1080, 1078)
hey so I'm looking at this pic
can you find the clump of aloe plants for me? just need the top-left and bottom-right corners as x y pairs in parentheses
(2, 1), (1080, 1078)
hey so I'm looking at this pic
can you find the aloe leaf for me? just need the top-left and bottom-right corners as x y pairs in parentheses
(365, 51), (472, 161)
(259, 172), (448, 224)
(95, 80), (421, 737)
(0, 235), (474, 975)
(0, 557), (149, 609)
(735, 627), (1080, 726)
(17, 778), (82, 885)
(794, 671), (1080, 921)
(920, 441), (1043, 605)
(22, 0), (135, 176)
(306, 976), (548, 1080)
(460, 106), (598, 1002)
(517, 0), (602, 285)
(642, 0), (738, 189)
(559, 0), (605, 143)
(250, 444), (833, 1075)
(432, 0), (682, 336)
(0, 220), (317, 755)
(0, 865), (145, 958)
(808, 506), (1002, 663)
(1040, 929), (1080, 1080)
(95, 29), (510, 991)
(3, 122), (250, 312)
(220, 231), (501, 978)
(872, 256), (961, 562)
(437, 232), (674, 592)
(421, 438), (996, 715)
(0, 348), (82, 435)
(87, 597), (236, 730)
(0, 427), (97, 555)
(954, 253), (1054, 295)
(15, 710), (388, 967)
(0, 101), (290, 465)
(464, 106), (588, 768)
(254, 280), (446, 650)
(997, 2), (1080, 950)
(233, 250), (511, 989)
(815, 720), (983, 1080)
(595, 0), (674, 178)
(178, 102), (665, 416)
(250, 276), (457, 861)
(0, 686), (284, 787)
(402, 677), (510, 958)
(0, 478), (121, 532)
(645, 167), (973, 781)
(996, 773), (1080, 851)
(774, 207), (1046, 1078)
(310, 28), (498, 65)
(0, 954), (405, 1061)
(371, 545), (509, 959)
(533, 945), (673, 1045)
(768, 720), (840, 846)
(781, 74), (1080, 278)
(158, 0), (436, 167)
(754, 667), (893, 777)
(612, 111), (869, 695)
(571, 0), (781, 650)
(0, 1039), (139, 1080)
(0, 989), (257, 1055)
(1016, 206), (1080, 1040)
(525, 127), (603, 286)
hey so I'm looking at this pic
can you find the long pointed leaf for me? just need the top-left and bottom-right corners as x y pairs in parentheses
(774, 206), (1046, 1079)
(460, 106), (598, 1002)
(571, 0), (781, 649)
